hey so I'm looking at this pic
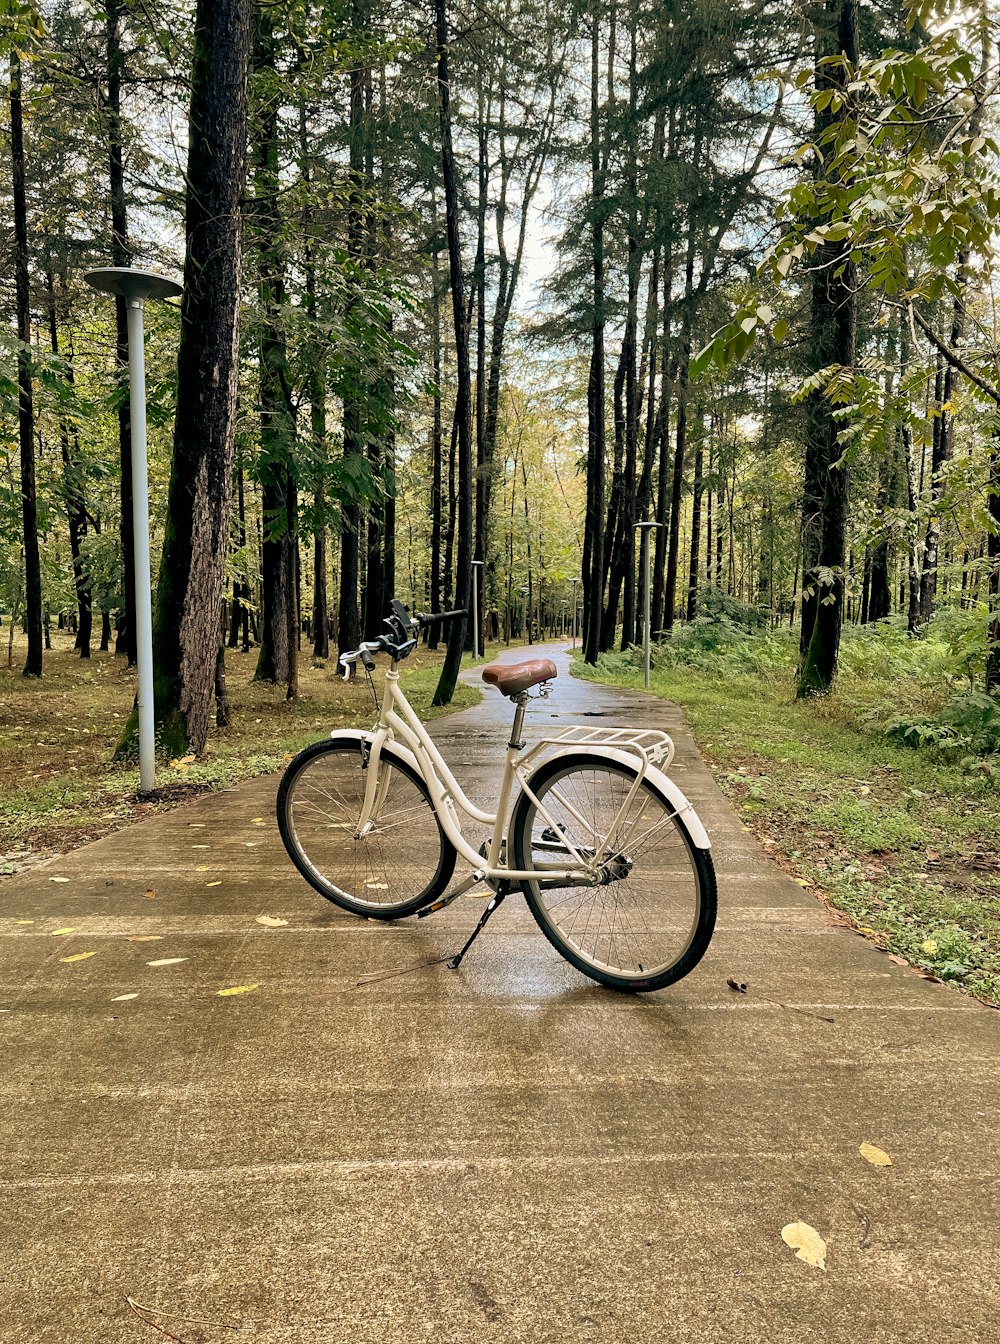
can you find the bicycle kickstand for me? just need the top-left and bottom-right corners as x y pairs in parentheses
(448, 886), (509, 971)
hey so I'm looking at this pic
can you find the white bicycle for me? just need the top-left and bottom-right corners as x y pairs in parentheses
(277, 600), (717, 992)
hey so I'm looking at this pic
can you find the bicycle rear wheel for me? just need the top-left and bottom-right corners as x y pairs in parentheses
(277, 737), (456, 918)
(510, 751), (716, 992)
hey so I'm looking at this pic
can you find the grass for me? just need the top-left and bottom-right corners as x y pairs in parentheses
(574, 635), (1000, 1007)
(0, 629), (486, 874)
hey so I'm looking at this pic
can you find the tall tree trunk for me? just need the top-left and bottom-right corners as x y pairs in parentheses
(472, 81), (488, 652)
(10, 49), (42, 678)
(46, 269), (92, 657)
(143, 0), (253, 755)
(686, 430), (704, 622)
(583, 2), (607, 665)
(251, 9), (297, 694)
(663, 177), (699, 635)
(229, 462), (250, 649)
(428, 232), (443, 649)
(106, 0), (136, 665)
(797, 0), (859, 696)
(299, 101), (329, 661)
(987, 432), (1000, 691)
(432, 0), (473, 704)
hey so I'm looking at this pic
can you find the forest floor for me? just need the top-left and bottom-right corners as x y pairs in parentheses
(575, 639), (1000, 1007)
(0, 630), (486, 876)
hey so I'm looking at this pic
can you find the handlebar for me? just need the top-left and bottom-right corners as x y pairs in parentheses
(338, 604), (469, 679)
(415, 608), (468, 628)
(338, 640), (381, 680)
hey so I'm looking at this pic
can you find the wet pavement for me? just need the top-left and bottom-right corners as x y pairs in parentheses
(1, 641), (998, 1342)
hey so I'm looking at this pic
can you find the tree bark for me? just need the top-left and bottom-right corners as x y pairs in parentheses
(46, 269), (92, 657)
(141, 0), (253, 755)
(106, 0), (136, 665)
(10, 49), (42, 678)
(987, 431), (1000, 691)
(583, 3), (607, 665)
(432, 0), (473, 704)
(797, 0), (858, 696)
(251, 8), (298, 695)
(428, 228), (443, 649)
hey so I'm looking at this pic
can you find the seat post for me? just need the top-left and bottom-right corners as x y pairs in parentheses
(508, 691), (530, 749)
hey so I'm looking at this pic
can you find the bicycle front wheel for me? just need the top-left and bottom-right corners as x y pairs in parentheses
(510, 752), (716, 992)
(277, 737), (456, 918)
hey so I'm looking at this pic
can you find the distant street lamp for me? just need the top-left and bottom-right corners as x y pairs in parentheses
(84, 266), (183, 794)
(635, 522), (662, 690)
(471, 559), (484, 660)
(570, 576), (580, 651)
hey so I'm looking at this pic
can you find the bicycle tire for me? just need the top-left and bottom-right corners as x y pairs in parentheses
(510, 751), (717, 992)
(277, 736), (456, 919)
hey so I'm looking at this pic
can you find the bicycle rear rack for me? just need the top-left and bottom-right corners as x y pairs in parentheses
(518, 725), (675, 773)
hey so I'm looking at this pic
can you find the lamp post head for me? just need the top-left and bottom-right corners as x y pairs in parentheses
(84, 266), (183, 304)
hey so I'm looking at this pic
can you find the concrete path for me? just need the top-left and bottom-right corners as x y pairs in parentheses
(2, 643), (998, 1343)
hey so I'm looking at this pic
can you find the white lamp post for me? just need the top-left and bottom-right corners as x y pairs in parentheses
(635, 522), (662, 690)
(84, 266), (183, 794)
(570, 576), (580, 651)
(471, 559), (484, 661)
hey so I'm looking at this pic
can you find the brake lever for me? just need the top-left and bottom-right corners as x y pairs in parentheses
(339, 658), (356, 681)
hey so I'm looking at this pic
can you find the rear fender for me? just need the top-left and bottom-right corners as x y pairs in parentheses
(541, 745), (711, 850)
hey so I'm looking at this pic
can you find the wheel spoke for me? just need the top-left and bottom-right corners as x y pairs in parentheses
(519, 760), (708, 985)
(280, 743), (449, 915)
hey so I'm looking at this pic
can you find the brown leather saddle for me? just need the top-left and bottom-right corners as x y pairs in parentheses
(481, 657), (557, 697)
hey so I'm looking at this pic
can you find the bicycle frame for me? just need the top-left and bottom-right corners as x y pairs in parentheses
(354, 666), (610, 888)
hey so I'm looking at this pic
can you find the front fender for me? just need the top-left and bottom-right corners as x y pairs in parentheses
(330, 728), (423, 778)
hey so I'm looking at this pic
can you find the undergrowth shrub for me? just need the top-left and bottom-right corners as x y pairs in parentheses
(887, 689), (1000, 777)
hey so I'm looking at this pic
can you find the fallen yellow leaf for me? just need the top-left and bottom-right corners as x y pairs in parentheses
(128, 936), (163, 943)
(921, 938), (939, 955)
(206, 881), (223, 888)
(143, 889), (156, 900)
(794, 878), (811, 888)
(859, 1142), (892, 1167)
(60, 952), (97, 963)
(112, 993), (139, 1002)
(146, 957), (188, 967)
(51, 927), (76, 936)
(781, 1221), (827, 1271)
(16, 920), (34, 925)
(217, 984), (259, 997)
(255, 915), (288, 927)
(251, 817), (264, 824)
(196, 866), (211, 872)
(49, 876), (70, 884)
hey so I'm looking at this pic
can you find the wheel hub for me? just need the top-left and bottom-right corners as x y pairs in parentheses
(597, 853), (633, 884)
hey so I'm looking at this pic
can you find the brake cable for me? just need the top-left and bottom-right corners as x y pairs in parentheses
(364, 662), (380, 715)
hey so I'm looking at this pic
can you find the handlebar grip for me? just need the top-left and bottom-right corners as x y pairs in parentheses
(415, 608), (468, 628)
